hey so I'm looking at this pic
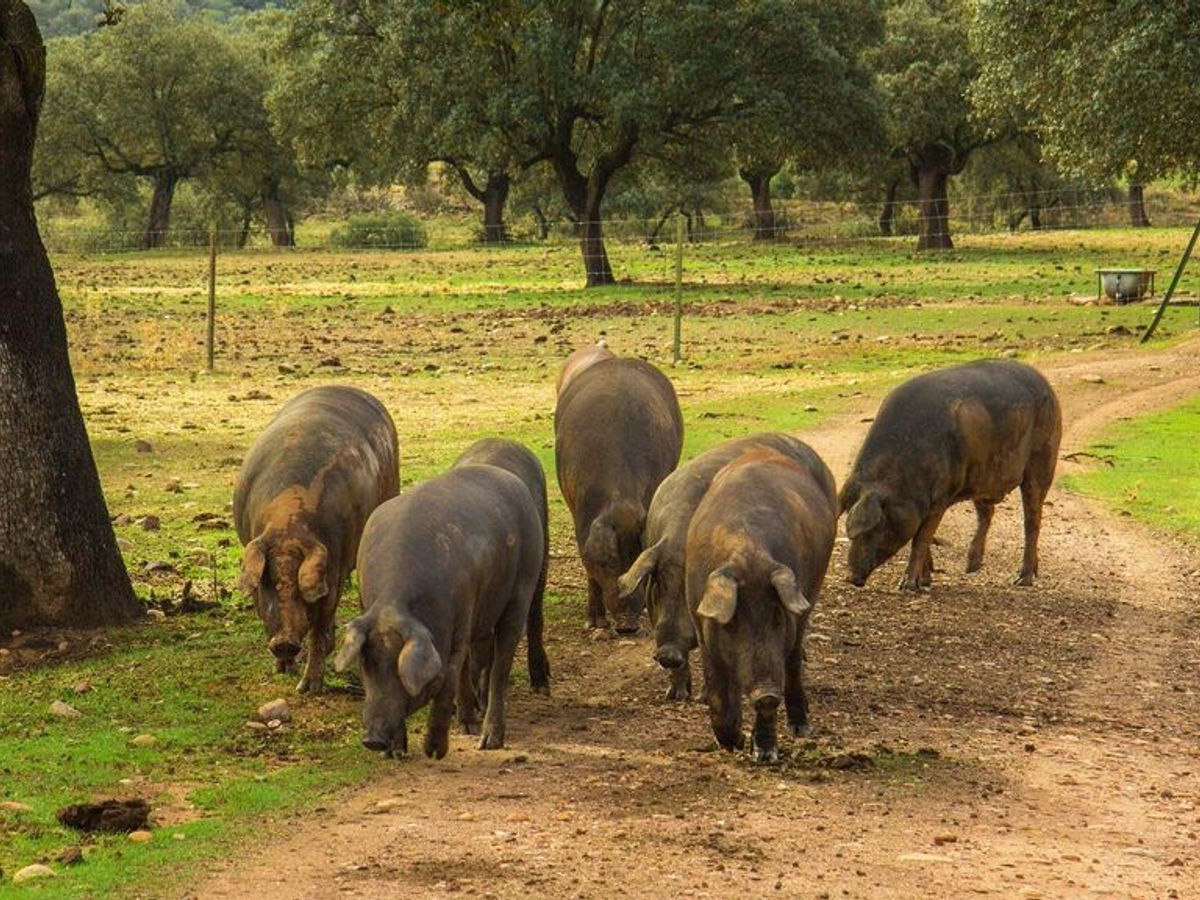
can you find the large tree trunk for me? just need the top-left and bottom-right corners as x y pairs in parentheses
(261, 178), (294, 247)
(0, 1), (139, 629)
(878, 177), (900, 236)
(480, 172), (510, 243)
(141, 168), (178, 249)
(1128, 183), (1150, 228)
(914, 164), (953, 251)
(740, 168), (778, 240)
(561, 182), (615, 287)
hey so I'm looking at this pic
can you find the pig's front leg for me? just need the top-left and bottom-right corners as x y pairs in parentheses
(900, 510), (945, 592)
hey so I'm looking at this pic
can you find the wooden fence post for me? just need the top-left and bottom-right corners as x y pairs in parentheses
(672, 213), (684, 363)
(1141, 216), (1200, 343)
(206, 226), (217, 372)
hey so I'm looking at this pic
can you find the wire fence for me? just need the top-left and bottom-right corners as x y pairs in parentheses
(38, 188), (1200, 256)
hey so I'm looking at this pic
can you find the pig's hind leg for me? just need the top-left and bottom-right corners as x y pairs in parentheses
(966, 500), (996, 573)
(1015, 476), (1050, 586)
(784, 640), (810, 738)
(479, 601), (525, 750)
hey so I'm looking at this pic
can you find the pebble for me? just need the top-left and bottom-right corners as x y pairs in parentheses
(1080, 374), (1105, 384)
(73, 680), (93, 695)
(164, 477), (184, 493)
(244, 721), (268, 732)
(146, 609), (167, 621)
(0, 801), (32, 812)
(140, 515), (161, 531)
(504, 812), (530, 823)
(128, 830), (152, 843)
(257, 698), (291, 723)
(457, 811), (476, 822)
(56, 845), (84, 866)
(134, 440), (154, 454)
(50, 700), (82, 718)
(12, 864), (55, 883)
(897, 852), (954, 863)
(130, 733), (157, 748)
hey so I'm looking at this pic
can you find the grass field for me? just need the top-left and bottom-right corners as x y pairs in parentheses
(2, 226), (1198, 895)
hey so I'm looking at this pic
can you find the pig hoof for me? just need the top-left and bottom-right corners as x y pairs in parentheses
(1013, 572), (1035, 587)
(897, 578), (921, 593)
(478, 729), (505, 751)
(965, 555), (983, 574)
(664, 685), (691, 702)
(753, 746), (780, 765)
(295, 676), (324, 694)
(423, 734), (449, 760)
(529, 682), (551, 696)
(788, 721), (811, 738)
(460, 722), (481, 736)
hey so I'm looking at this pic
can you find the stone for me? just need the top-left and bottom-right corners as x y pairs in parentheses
(0, 801), (32, 812)
(257, 699), (291, 723)
(12, 864), (56, 883)
(130, 734), (157, 748)
(128, 830), (152, 843)
(146, 609), (167, 621)
(1080, 374), (1105, 384)
(74, 681), (93, 695)
(164, 477), (184, 493)
(244, 721), (268, 732)
(50, 700), (82, 718)
(456, 812), (476, 822)
(134, 440), (154, 454)
(56, 845), (84, 866)
(139, 515), (161, 531)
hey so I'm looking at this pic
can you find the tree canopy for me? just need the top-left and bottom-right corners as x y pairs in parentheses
(972, 0), (1200, 183)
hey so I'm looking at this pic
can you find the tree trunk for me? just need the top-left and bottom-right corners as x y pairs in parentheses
(261, 178), (294, 247)
(141, 168), (178, 249)
(1128, 183), (1150, 228)
(915, 165), (953, 251)
(531, 203), (550, 241)
(0, 1), (139, 630)
(740, 168), (778, 240)
(237, 204), (252, 249)
(692, 204), (706, 241)
(879, 177), (900, 236)
(480, 172), (510, 243)
(561, 183), (615, 287)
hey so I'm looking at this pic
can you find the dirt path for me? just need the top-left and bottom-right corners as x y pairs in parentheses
(192, 339), (1200, 900)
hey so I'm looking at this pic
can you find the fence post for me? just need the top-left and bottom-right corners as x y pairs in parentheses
(672, 213), (684, 363)
(1141, 216), (1200, 343)
(206, 225), (217, 372)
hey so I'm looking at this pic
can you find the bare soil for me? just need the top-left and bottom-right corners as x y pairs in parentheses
(192, 338), (1200, 900)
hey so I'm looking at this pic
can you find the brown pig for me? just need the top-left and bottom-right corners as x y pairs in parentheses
(555, 357), (683, 633)
(840, 359), (1061, 591)
(555, 342), (616, 396)
(618, 433), (833, 701)
(234, 386), (399, 692)
(686, 448), (837, 762)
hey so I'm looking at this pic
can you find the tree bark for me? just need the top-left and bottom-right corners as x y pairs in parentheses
(1128, 182), (1150, 228)
(261, 178), (294, 247)
(914, 165), (953, 251)
(479, 172), (510, 243)
(740, 168), (778, 240)
(531, 202), (550, 241)
(0, 0), (139, 629)
(878, 177), (900, 237)
(141, 168), (178, 249)
(559, 173), (615, 287)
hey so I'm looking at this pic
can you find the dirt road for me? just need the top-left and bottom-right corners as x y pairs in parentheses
(194, 339), (1200, 899)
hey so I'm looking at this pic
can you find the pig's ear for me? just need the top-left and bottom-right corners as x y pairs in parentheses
(298, 542), (329, 603)
(583, 517), (618, 568)
(837, 483), (858, 516)
(770, 565), (810, 616)
(333, 618), (367, 673)
(239, 539), (267, 596)
(696, 566), (738, 625)
(397, 625), (443, 695)
(618, 538), (664, 598)
(845, 491), (884, 538)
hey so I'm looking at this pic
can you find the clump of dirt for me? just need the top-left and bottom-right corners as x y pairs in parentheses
(57, 799), (150, 833)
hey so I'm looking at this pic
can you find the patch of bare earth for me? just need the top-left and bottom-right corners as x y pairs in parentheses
(190, 338), (1200, 900)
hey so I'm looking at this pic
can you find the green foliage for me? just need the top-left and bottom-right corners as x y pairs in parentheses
(972, 1), (1200, 182)
(329, 212), (428, 250)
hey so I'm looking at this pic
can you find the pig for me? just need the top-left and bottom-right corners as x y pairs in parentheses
(555, 357), (683, 633)
(234, 386), (399, 693)
(686, 448), (837, 763)
(555, 342), (616, 396)
(452, 438), (551, 697)
(333, 461), (545, 758)
(618, 433), (833, 702)
(840, 359), (1061, 591)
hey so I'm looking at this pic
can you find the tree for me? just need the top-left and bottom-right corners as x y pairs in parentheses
(34, 1), (266, 247)
(973, 1), (1200, 184)
(868, 0), (996, 250)
(292, 1), (829, 286)
(732, 0), (884, 240)
(1, 0), (139, 629)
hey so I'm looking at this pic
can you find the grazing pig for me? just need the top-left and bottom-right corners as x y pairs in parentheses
(333, 462), (544, 758)
(555, 357), (683, 633)
(840, 359), (1061, 591)
(452, 438), (551, 696)
(234, 386), (398, 693)
(619, 433), (832, 702)
(555, 342), (616, 396)
(686, 449), (837, 762)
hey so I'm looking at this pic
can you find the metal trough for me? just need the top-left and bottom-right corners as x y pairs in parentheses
(1095, 268), (1156, 304)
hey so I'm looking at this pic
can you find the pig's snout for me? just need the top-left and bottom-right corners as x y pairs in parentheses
(614, 620), (641, 636)
(846, 573), (867, 588)
(654, 644), (686, 670)
(269, 637), (302, 660)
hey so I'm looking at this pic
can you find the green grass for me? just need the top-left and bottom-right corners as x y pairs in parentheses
(1064, 395), (1200, 539)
